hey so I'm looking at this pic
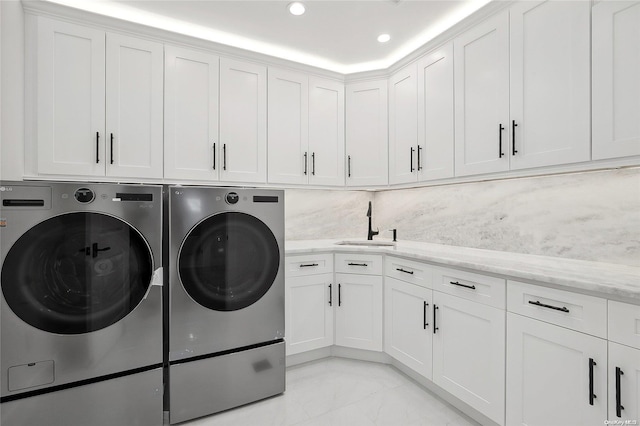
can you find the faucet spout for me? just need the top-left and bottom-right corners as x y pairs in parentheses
(367, 201), (379, 240)
(366, 201), (372, 218)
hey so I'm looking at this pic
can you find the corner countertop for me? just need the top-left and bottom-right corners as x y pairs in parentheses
(285, 239), (640, 303)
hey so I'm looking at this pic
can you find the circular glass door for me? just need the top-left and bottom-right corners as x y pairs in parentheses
(178, 212), (280, 311)
(1, 212), (153, 334)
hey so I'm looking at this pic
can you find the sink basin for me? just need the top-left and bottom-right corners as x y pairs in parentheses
(335, 240), (396, 247)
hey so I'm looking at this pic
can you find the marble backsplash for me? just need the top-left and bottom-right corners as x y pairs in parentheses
(285, 167), (640, 267)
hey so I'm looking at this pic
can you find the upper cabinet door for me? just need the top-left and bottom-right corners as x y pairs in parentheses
(105, 33), (164, 179)
(267, 68), (309, 185)
(593, 1), (640, 160)
(36, 17), (106, 176)
(308, 77), (345, 187)
(454, 11), (510, 177)
(164, 46), (219, 181)
(346, 80), (389, 187)
(417, 43), (454, 182)
(388, 64), (418, 185)
(219, 58), (267, 183)
(509, 0), (591, 170)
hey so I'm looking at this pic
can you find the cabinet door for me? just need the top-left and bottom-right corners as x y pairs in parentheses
(506, 312), (607, 426)
(384, 278), (432, 379)
(454, 11), (510, 177)
(389, 64), (418, 185)
(417, 43), (454, 182)
(609, 341), (640, 422)
(285, 273), (334, 355)
(308, 77), (345, 187)
(433, 292), (505, 425)
(164, 46), (219, 181)
(267, 68), (308, 185)
(36, 17), (105, 176)
(105, 33), (163, 179)
(346, 80), (388, 186)
(334, 273), (383, 351)
(509, 0), (590, 170)
(219, 58), (267, 183)
(593, 1), (640, 160)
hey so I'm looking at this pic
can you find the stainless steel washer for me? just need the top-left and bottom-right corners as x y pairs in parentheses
(168, 186), (284, 424)
(0, 181), (163, 426)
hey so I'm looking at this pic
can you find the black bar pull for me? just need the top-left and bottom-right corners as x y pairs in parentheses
(223, 144), (227, 170)
(347, 262), (368, 267)
(417, 146), (422, 171)
(348, 155), (351, 177)
(304, 152), (308, 175)
(396, 268), (414, 275)
(328, 284), (332, 307)
(528, 300), (570, 313)
(589, 358), (597, 405)
(410, 147), (415, 172)
(512, 120), (518, 155)
(616, 367), (624, 417)
(96, 132), (100, 163)
(499, 124), (505, 157)
(299, 263), (318, 268)
(450, 281), (476, 290)
(433, 305), (439, 334)
(213, 143), (216, 170)
(312, 152), (315, 175)
(110, 133), (114, 164)
(338, 284), (342, 307)
(423, 301), (429, 329)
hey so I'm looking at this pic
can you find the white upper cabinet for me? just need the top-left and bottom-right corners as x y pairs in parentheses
(164, 46), (220, 181)
(388, 63), (418, 185)
(219, 57), (267, 183)
(509, 0), (591, 170)
(105, 33), (163, 179)
(417, 43), (455, 181)
(593, 1), (640, 160)
(454, 11), (510, 177)
(36, 17), (106, 176)
(346, 80), (388, 187)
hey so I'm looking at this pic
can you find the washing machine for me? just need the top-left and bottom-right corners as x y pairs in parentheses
(0, 181), (163, 426)
(167, 186), (285, 424)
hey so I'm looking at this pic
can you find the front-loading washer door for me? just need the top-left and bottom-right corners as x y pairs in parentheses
(178, 211), (280, 311)
(1, 212), (153, 335)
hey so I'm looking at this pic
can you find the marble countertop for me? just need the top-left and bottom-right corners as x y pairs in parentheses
(285, 239), (640, 303)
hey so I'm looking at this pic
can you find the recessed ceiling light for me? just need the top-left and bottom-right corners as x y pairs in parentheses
(288, 2), (305, 16)
(377, 34), (391, 43)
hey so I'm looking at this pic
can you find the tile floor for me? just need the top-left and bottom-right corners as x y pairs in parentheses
(180, 357), (480, 426)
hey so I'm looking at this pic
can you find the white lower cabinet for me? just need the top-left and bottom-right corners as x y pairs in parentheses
(608, 341), (640, 422)
(334, 273), (383, 351)
(432, 291), (505, 425)
(506, 312), (607, 426)
(384, 277), (433, 379)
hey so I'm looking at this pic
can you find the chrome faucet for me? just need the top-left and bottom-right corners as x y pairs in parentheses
(366, 201), (379, 240)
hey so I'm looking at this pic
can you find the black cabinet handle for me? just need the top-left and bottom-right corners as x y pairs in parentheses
(450, 281), (476, 290)
(512, 120), (518, 155)
(312, 152), (315, 176)
(528, 300), (570, 313)
(433, 305), (439, 334)
(589, 358), (597, 405)
(338, 284), (342, 307)
(213, 143), (216, 170)
(96, 132), (100, 163)
(223, 144), (227, 170)
(110, 133), (114, 164)
(299, 263), (318, 268)
(396, 268), (414, 275)
(348, 155), (351, 177)
(423, 301), (429, 329)
(499, 124), (505, 158)
(347, 262), (368, 267)
(328, 284), (332, 307)
(304, 152), (308, 175)
(417, 146), (422, 171)
(616, 366), (624, 417)
(410, 147), (415, 172)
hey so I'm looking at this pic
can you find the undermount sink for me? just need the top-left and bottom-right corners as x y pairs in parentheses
(335, 240), (396, 247)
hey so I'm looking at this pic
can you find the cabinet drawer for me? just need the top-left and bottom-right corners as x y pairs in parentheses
(433, 267), (505, 309)
(385, 256), (433, 288)
(609, 300), (640, 350)
(335, 253), (382, 275)
(507, 280), (607, 339)
(285, 253), (333, 277)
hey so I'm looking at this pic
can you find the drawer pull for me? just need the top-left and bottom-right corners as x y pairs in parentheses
(299, 263), (319, 268)
(616, 366), (624, 417)
(528, 300), (569, 313)
(589, 358), (597, 405)
(396, 268), (414, 275)
(449, 281), (476, 290)
(348, 262), (368, 267)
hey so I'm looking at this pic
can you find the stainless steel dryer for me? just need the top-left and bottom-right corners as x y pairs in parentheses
(168, 186), (284, 424)
(0, 181), (163, 426)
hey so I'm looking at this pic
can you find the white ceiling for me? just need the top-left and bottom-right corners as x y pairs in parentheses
(42, 0), (492, 73)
